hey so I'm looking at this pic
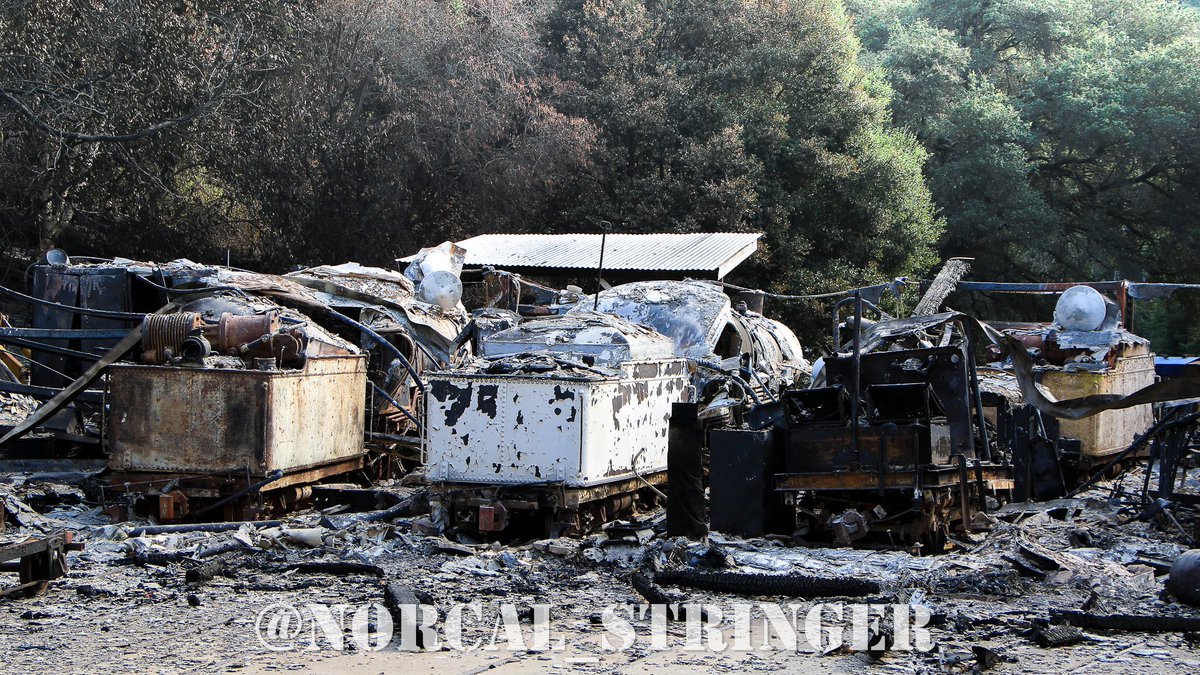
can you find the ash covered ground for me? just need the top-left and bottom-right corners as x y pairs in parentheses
(3, 470), (1200, 674)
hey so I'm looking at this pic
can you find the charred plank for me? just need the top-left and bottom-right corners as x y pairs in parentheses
(1050, 610), (1200, 633)
(654, 569), (880, 598)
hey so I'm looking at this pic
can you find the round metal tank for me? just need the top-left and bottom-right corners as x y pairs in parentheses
(1054, 286), (1106, 331)
(1168, 549), (1200, 606)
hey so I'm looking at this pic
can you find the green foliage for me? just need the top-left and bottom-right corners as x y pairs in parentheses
(543, 0), (941, 341)
(848, 0), (1200, 291)
(212, 1), (596, 266)
(3, 0), (1195, 350)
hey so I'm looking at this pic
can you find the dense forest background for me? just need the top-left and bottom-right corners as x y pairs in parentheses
(1, 0), (1198, 348)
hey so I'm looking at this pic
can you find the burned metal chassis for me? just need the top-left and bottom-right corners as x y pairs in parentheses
(829, 300), (993, 466)
(105, 456), (363, 522)
(0, 533), (77, 598)
(776, 462), (1014, 545)
(432, 472), (667, 538)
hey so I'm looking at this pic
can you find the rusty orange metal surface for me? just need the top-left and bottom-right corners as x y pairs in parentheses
(775, 467), (1014, 491)
(108, 355), (367, 476)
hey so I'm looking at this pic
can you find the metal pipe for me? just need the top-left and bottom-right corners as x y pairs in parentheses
(0, 336), (102, 361)
(850, 291), (862, 468)
(0, 381), (105, 404)
(593, 222), (611, 311)
(697, 278), (906, 302)
(973, 458), (987, 514)
(370, 382), (421, 426)
(965, 328), (992, 462)
(0, 328), (132, 339)
(1142, 434), (1159, 506)
(954, 281), (1126, 294)
(1116, 280), (1131, 331)
(956, 454), (973, 532)
(831, 295), (884, 349)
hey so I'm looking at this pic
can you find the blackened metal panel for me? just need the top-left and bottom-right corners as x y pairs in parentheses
(824, 345), (976, 458)
(29, 267), (77, 387)
(666, 402), (707, 539)
(783, 425), (924, 472)
(709, 428), (784, 537)
(78, 269), (131, 358)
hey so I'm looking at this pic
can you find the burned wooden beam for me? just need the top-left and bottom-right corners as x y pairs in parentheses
(1003, 554), (1048, 580)
(382, 582), (436, 648)
(384, 582), (433, 609)
(126, 539), (246, 567)
(654, 569), (880, 598)
(1050, 610), (1200, 633)
(184, 557), (234, 584)
(282, 561), (385, 577)
(126, 520), (286, 537)
(913, 258), (972, 316)
(1031, 624), (1083, 647)
(318, 489), (429, 530)
(1017, 543), (1062, 572)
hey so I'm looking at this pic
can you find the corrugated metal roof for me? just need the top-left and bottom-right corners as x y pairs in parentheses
(402, 232), (760, 278)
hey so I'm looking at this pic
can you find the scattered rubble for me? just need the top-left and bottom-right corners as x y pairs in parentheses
(0, 461), (1199, 671)
(3, 248), (1200, 671)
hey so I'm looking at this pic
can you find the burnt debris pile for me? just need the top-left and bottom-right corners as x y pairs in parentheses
(2, 243), (1200, 671)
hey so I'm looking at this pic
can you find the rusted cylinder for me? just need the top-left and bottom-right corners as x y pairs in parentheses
(180, 335), (211, 361)
(141, 312), (202, 364)
(213, 313), (279, 354)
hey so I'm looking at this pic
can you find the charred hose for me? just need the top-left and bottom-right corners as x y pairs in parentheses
(691, 359), (762, 406)
(326, 309), (424, 392)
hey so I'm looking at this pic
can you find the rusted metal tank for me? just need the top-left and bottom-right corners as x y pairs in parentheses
(1040, 351), (1156, 458)
(108, 355), (367, 476)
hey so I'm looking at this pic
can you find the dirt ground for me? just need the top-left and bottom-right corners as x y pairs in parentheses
(3, 475), (1200, 674)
